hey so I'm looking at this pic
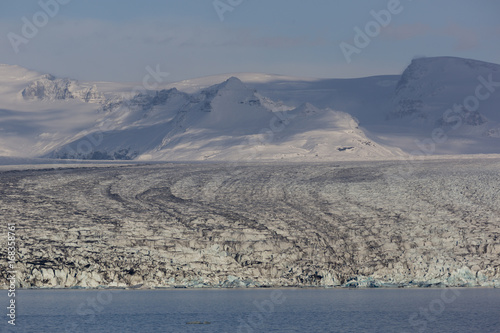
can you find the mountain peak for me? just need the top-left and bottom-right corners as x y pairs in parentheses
(408, 56), (500, 69)
(391, 56), (500, 136)
(395, 56), (500, 96)
(399, 57), (500, 87)
(216, 76), (247, 91)
(197, 76), (254, 107)
(2, 57), (500, 160)
(293, 102), (321, 116)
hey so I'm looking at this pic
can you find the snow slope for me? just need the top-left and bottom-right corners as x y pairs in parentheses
(1, 56), (499, 161)
(46, 77), (402, 161)
(384, 57), (500, 154)
(167, 57), (500, 155)
(0, 64), (104, 157)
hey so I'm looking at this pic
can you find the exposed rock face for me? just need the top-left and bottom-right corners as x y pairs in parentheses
(0, 159), (499, 289)
(21, 74), (105, 103)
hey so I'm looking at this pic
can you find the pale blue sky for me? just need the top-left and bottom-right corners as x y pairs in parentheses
(1, 0), (499, 82)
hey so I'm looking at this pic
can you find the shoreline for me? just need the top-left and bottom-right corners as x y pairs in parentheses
(5, 285), (499, 291)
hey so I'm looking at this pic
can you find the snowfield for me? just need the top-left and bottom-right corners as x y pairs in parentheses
(1, 158), (499, 288)
(1, 56), (499, 161)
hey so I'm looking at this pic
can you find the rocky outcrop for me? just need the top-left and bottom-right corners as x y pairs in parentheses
(1, 158), (499, 289)
(21, 74), (105, 103)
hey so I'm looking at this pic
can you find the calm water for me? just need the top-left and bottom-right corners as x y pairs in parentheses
(2, 288), (499, 332)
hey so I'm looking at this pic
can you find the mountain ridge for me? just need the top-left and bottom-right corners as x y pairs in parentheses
(1, 56), (499, 161)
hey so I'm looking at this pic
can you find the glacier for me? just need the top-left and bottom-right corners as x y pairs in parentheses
(0, 159), (499, 289)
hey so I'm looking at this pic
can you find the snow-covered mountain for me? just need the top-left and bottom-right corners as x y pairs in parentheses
(384, 57), (500, 153)
(48, 76), (400, 161)
(165, 57), (500, 155)
(1, 56), (499, 161)
(0, 64), (106, 157)
(390, 57), (500, 130)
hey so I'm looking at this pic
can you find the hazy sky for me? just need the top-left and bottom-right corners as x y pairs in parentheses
(1, 0), (499, 82)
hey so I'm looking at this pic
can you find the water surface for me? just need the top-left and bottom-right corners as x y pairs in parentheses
(3, 288), (499, 332)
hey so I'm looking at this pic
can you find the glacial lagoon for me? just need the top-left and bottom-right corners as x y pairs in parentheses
(3, 288), (500, 332)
